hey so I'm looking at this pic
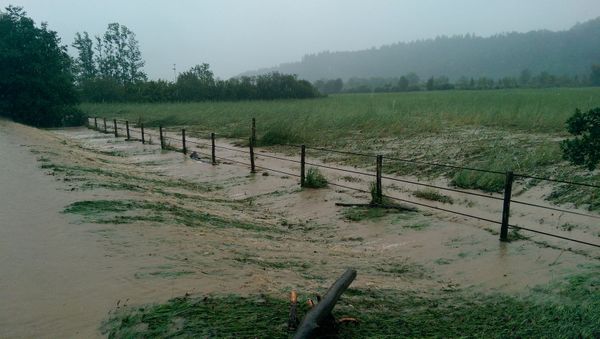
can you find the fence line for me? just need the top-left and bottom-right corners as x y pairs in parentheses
(510, 199), (600, 220)
(87, 117), (600, 250)
(381, 175), (504, 201)
(304, 161), (376, 178)
(513, 173), (600, 189)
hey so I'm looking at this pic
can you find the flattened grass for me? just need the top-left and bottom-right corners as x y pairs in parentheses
(63, 199), (272, 232)
(103, 268), (600, 338)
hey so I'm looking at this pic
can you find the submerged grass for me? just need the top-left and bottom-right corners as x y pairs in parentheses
(63, 199), (272, 233)
(103, 268), (600, 338)
(41, 162), (220, 193)
(413, 188), (454, 204)
(342, 206), (398, 222)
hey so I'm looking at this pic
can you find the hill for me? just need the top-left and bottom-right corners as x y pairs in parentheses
(244, 18), (600, 81)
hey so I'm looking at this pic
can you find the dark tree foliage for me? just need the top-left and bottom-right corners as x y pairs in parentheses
(0, 6), (83, 126)
(317, 68), (589, 94)
(72, 22), (320, 103)
(78, 64), (321, 102)
(561, 107), (600, 170)
(314, 78), (343, 94)
(72, 32), (96, 83)
(73, 23), (146, 86)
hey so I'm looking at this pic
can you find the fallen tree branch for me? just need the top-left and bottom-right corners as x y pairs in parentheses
(293, 268), (357, 339)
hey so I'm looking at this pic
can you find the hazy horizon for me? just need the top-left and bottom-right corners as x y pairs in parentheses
(6, 0), (600, 80)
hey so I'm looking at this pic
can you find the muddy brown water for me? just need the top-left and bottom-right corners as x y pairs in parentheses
(1, 120), (598, 337)
(0, 122), (206, 338)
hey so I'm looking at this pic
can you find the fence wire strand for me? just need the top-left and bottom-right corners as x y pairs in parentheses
(255, 152), (301, 164)
(305, 162), (376, 178)
(304, 145), (376, 158)
(381, 175), (504, 201)
(383, 155), (505, 175)
(510, 199), (600, 220)
(514, 173), (600, 189)
(213, 144), (250, 154)
(325, 182), (501, 225)
(508, 224), (600, 248)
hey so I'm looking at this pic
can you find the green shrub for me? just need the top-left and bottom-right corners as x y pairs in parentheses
(304, 167), (327, 188)
(561, 107), (600, 170)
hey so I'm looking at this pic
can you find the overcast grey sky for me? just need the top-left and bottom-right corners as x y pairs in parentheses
(5, 0), (600, 80)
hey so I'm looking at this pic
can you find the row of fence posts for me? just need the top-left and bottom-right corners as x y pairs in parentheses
(91, 117), (515, 243)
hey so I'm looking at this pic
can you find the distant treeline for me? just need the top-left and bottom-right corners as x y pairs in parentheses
(314, 66), (600, 94)
(72, 26), (319, 103)
(247, 17), (600, 83)
(78, 69), (320, 103)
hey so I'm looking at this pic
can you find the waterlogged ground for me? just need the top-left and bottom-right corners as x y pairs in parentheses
(0, 120), (598, 337)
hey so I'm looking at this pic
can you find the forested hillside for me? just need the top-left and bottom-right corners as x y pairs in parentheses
(245, 18), (600, 82)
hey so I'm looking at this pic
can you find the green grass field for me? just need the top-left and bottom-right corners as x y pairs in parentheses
(82, 88), (600, 141)
(82, 88), (600, 205)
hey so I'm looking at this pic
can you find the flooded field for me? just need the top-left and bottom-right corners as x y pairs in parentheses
(1, 120), (598, 337)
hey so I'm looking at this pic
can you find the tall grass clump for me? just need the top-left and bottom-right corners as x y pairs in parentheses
(304, 167), (327, 188)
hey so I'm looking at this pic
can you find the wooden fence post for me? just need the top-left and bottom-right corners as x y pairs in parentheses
(251, 117), (256, 145)
(103, 118), (107, 133)
(211, 132), (216, 165)
(125, 120), (131, 140)
(293, 269), (357, 339)
(159, 126), (164, 149)
(94, 117), (98, 129)
(249, 137), (256, 173)
(376, 155), (383, 205)
(500, 171), (514, 242)
(181, 129), (187, 154)
(113, 119), (118, 137)
(141, 123), (145, 144)
(300, 145), (306, 187)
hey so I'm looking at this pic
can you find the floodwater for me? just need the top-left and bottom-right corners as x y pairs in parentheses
(0, 122), (200, 338)
(0, 121), (118, 337)
(1, 119), (598, 337)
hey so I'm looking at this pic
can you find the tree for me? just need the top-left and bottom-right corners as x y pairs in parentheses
(72, 32), (96, 82)
(591, 64), (600, 86)
(0, 6), (82, 126)
(85, 23), (146, 84)
(175, 63), (215, 100)
(397, 76), (409, 91)
(561, 107), (600, 170)
(426, 77), (434, 91)
(519, 69), (532, 86)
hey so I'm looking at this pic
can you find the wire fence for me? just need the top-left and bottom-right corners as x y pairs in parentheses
(88, 117), (600, 250)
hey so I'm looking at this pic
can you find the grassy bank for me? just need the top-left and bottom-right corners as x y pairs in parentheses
(103, 268), (599, 338)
